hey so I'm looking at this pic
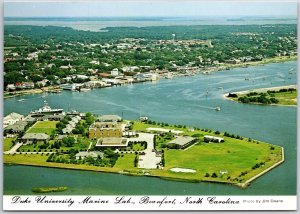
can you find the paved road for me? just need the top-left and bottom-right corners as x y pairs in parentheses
(127, 133), (161, 169)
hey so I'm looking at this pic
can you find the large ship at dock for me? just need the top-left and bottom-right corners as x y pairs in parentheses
(30, 101), (64, 114)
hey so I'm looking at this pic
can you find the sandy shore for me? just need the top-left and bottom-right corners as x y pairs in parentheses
(224, 85), (297, 97)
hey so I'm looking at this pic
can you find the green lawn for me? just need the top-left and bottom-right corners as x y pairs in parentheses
(4, 138), (15, 151)
(274, 91), (297, 105)
(232, 90), (297, 106)
(114, 154), (136, 169)
(152, 138), (282, 184)
(27, 121), (58, 135)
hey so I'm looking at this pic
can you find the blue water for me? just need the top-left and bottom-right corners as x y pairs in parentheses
(4, 61), (297, 195)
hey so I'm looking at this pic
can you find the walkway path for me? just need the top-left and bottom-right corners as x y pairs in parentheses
(4, 142), (23, 154)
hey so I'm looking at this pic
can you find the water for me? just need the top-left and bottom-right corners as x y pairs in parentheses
(4, 61), (297, 195)
(4, 17), (297, 32)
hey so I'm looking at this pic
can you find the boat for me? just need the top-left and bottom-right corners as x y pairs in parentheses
(80, 88), (91, 92)
(32, 186), (68, 193)
(215, 107), (221, 111)
(30, 100), (63, 114)
(18, 99), (25, 102)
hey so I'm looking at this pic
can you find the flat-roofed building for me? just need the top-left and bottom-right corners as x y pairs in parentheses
(89, 122), (122, 139)
(204, 135), (224, 143)
(167, 136), (197, 149)
(98, 115), (122, 122)
(96, 137), (128, 147)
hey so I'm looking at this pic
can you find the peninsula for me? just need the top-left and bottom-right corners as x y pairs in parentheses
(4, 103), (284, 189)
(225, 85), (297, 106)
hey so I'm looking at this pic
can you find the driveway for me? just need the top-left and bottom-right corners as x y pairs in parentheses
(127, 133), (161, 169)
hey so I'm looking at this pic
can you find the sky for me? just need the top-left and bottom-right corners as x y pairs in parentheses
(4, 1), (297, 18)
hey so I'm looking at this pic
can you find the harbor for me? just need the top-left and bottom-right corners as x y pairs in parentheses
(3, 60), (297, 195)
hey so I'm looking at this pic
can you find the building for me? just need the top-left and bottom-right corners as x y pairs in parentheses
(204, 135), (224, 143)
(21, 133), (50, 144)
(89, 122), (122, 139)
(75, 151), (104, 160)
(98, 115), (122, 122)
(167, 136), (197, 149)
(4, 121), (28, 134)
(3, 112), (24, 128)
(110, 68), (119, 76)
(96, 137), (128, 147)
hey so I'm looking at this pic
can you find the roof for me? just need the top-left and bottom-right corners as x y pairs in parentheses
(22, 133), (50, 140)
(4, 112), (24, 121)
(5, 121), (28, 132)
(75, 151), (104, 158)
(98, 115), (122, 122)
(204, 135), (224, 141)
(90, 121), (122, 129)
(96, 137), (127, 147)
(167, 136), (195, 146)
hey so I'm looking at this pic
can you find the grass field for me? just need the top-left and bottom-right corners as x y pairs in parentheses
(4, 138), (15, 151)
(230, 89), (297, 106)
(114, 154), (136, 169)
(273, 91), (297, 105)
(4, 121), (284, 187)
(27, 121), (58, 135)
(159, 139), (282, 183)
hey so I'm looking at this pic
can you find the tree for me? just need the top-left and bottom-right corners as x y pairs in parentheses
(134, 155), (139, 167)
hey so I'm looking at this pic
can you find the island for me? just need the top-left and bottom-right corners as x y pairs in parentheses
(3, 103), (284, 189)
(225, 85), (297, 106)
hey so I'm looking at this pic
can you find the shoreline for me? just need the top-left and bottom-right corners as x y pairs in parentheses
(4, 146), (284, 189)
(3, 56), (296, 100)
(238, 147), (285, 188)
(223, 85), (297, 107)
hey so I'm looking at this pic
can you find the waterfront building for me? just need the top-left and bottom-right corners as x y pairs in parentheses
(110, 68), (119, 76)
(204, 135), (224, 143)
(167, 136), (197, 149)
(98, 115), (122, 122)
(3, 112), (24, 128)
(4, 121), (28, 134)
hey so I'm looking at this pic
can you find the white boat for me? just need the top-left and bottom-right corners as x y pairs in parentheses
(80, 88), (91, 92)
(30, 101), (63, 114)
(18, 99), (25, 102)
(215, 107), (221, 111)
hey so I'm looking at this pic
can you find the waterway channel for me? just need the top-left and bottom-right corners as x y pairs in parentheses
(4, 61), (297, 195)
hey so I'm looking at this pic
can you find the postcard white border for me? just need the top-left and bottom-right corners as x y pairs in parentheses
(3, 195), (297, 211)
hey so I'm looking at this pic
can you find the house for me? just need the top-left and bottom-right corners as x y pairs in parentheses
(21, 133), (50, 144)
(4, 121), (28, 134)
(204, 135), (224, 143)
(75, 151), (104, 160)
(98, 115), (122, 122)
(6, 84), (16, 91)
(62, 127), (73, 134)
(110, 68), (119, 76)
(15, 82), (34, 90)
(167, 136), (197, 149)
(3, 112), (24, 128)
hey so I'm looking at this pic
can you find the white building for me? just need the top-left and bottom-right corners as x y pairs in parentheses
(3, 112), (24, 128)
(111, 68), (119, 76)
